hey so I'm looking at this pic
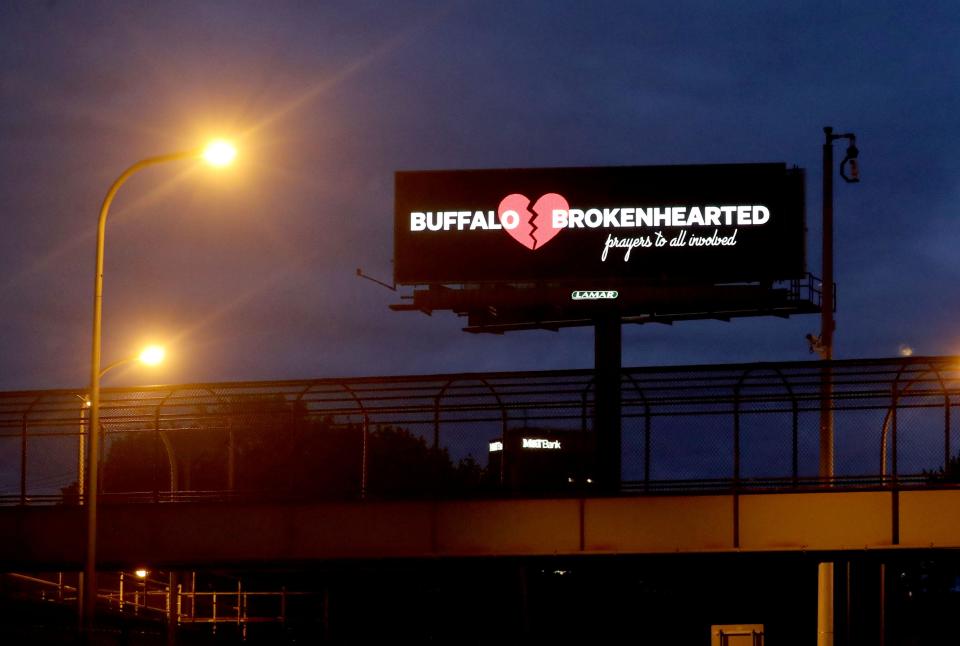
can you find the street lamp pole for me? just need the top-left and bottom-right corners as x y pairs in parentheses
(817, 126), (858, 646)
(83, 143), (235, 635)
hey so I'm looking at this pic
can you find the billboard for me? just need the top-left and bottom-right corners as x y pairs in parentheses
(394, 163), (805, 286)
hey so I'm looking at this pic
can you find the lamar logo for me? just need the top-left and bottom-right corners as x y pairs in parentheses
(498, 193), (568, 251)
(571, 290), (618, 301)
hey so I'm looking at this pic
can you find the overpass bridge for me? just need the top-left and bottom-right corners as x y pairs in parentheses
(4, 488), (960, 570)
(3, 356), (960, 642)
(3, 355), (960, 562)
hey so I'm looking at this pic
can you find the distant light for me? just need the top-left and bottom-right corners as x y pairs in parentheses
(134, 569), (148, 579)
(138, 345), (166, 366)
(489, 441), (503, 453)
(202, 139), (237, 167)
(899, 344), (913, 357)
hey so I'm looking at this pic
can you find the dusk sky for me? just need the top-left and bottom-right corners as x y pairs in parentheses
(1, 1), (958, 391)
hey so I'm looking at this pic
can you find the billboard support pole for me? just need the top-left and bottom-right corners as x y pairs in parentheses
(594, 311), (621, 493)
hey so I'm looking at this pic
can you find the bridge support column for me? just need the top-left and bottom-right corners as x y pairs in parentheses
(818, 562), (834, 646)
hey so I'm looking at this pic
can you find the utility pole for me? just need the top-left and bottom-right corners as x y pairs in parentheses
(817, 126), (859, 646)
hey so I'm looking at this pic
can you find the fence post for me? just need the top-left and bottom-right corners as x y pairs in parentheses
(227, 426), (236, 493)
(733, 383), (741, 549)
(433, 395), (441, 451)
(733, 386), (741, 488)
(153, 406), (161, 503)
(945, 399), (952, 474)
(20, 413), (27, 505)
(891, 384), (899, 484)
(501, 404), (509, 489)
(792, 398), (800, 485)
(361, 415), (369, 499)
(891, 383), (900, 547)
(644, 410), (651, 492)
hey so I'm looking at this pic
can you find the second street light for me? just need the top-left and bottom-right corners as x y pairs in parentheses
(83, 140), (236, 635)
(77, 344), (167, 499)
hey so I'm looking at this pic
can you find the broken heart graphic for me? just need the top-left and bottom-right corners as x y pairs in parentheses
(497, 193), (569, 250)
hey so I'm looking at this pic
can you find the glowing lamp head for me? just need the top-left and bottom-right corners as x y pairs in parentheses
(201, 139), (237, 167)
(134, 568), (148, 579)
(138, 345), (166, 367)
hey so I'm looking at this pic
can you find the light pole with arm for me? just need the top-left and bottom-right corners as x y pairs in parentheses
(817, 126), (859, 646)
(77, 345), (165, 499)
(83, 141), (235, 634)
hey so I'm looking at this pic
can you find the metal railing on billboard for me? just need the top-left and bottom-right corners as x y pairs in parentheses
(1, 356), (958, 505)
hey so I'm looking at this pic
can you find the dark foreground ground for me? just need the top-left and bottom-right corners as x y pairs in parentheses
(3, 553), (959, 645)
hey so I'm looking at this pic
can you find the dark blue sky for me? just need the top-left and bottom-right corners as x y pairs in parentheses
(1, 1), (958, 390)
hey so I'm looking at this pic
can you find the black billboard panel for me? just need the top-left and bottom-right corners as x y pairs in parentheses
(394, 163), (805, 286)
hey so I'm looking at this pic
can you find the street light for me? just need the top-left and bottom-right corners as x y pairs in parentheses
(100, 344), (168, 379)
(77, 345), (166, 500)
(83, 140), (235, 634)
(202, 139), (237, 167)
(137, 345), (166, 367)
(816, 126), (859, 646)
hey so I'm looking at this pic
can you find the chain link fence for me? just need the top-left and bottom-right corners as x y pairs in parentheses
(2, 356), (958, 504)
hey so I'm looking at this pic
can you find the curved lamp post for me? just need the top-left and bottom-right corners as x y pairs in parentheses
(100, 344), (167, 380)
(77, 345), (166, 498)
(83, 141), (235, 633)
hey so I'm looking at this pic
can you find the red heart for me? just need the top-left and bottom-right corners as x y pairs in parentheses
(497, 193), (568, 250)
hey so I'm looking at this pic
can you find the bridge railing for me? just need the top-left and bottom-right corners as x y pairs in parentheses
(1, 356), (958, 504)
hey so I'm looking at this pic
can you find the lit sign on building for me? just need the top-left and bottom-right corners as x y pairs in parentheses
(394, 163), (805, 286)
(489, 437), (564, 452)
(522, 438), (562, 450)
(485, 429), (592, 491)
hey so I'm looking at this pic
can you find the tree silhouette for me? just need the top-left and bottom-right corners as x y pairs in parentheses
(924, 452), (960, 484)
(99, 395), (486, 499)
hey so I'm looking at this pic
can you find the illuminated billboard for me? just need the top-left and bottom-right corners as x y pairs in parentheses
(394, 163), (804, 286)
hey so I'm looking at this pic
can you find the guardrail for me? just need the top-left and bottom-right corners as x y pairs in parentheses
(1, 356), (958, 504)
(3, 571), (310, 639)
